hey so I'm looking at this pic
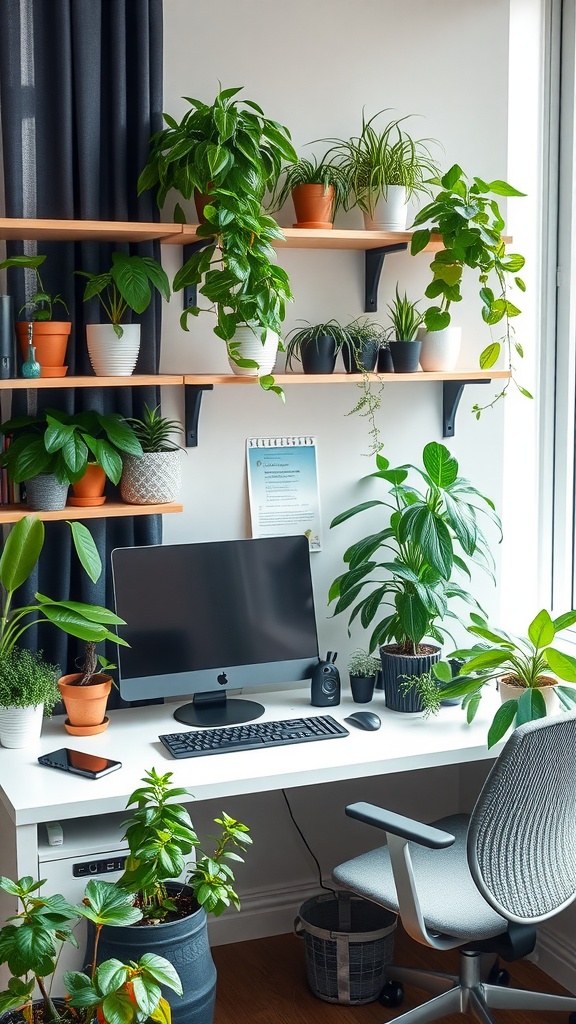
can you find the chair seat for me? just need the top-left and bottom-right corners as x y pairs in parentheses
(333, 813), (507, 942)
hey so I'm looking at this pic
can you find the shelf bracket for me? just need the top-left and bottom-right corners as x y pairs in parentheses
(443, 379), (489, 438)
(184, 383), (214, 447)
(365, 243), (409, 312)
(182, 238), (213, 310)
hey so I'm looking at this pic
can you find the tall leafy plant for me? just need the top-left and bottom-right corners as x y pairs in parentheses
(77, 252), (170, 339)
(329, 443), (500, 656)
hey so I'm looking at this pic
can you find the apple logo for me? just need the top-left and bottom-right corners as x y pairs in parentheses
(217, 671), (228, 687)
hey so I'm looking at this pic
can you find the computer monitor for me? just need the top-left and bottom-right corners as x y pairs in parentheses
(111, 535), (320, 727)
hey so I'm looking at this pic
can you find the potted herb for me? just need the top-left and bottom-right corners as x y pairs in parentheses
(428, 609), (576, 747)
(0, 516), (127, 734)
(0, 875), (182, 1024)
(0, 647), (60, 748)
(76, 251), (170, 376)
(137, 84), (297, 223)
(328, 442), (499, 712)
(269, 153), (350, 229)
(95, 768), (252, 1024)
(348, 649), (381, 704)
(0, 407), (143, 511)
(323, 110), (440, 230)
(284, 319), (352, 374)
(410, 164), (527, 401)
(120, 404), (183, 504)
(385, 286), (425, 373)
(0, 254), (70, 375)
(342, 317), (384, 373)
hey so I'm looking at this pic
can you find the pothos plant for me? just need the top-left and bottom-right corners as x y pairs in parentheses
(117, 768), (252, 923)
(410, 164), (527, 415)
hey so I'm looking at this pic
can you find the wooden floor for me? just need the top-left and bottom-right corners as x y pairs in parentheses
(213, 926), (574, 1024)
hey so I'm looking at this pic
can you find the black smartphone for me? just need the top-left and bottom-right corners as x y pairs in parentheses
(38, 748), (122, 779)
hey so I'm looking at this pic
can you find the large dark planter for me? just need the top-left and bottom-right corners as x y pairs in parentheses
(300, 334), (337, 374)
(350, 674), (376, 703)
(342, 339), (379, 373)
(388, 340), (422, 373)
(91, 884), (216, 1024)
(379, 644), (440, 713)
(0, 1000), (69, 1024)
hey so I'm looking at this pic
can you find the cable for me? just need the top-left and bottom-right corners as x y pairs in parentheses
(281, 788), (337, 894)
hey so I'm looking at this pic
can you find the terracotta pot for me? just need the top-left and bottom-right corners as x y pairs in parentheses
(194, 185), (214, 223)
(70, 464), (107, 506)
(292, 184), (335, 229)
(16, 321), (71, 375)
(58, 673), (112, 735)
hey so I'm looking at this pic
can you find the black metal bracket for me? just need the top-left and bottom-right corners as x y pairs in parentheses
(184, 383), (214, 447)
(365, 243), (409, 312)
(182, 238), (213, 310)
(442, 379), (489, 438)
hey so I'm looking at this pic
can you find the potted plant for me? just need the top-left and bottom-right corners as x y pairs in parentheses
(284, 319), (352, 374)
(342, 317), (384, 373)
(137, 84), (297, 223)
(348, 648), (381, 704)
(322, 110), (440, 230)
(0, 516), (127, 734)
(328, 442), (499, 712)
(94, 767), (252, 1024)
(57, 641), (118, 737)
(76, 252), (170, 376)
(410, 164), (527, 400)
(0, 407), (143, 511)
(0, 875), (182, 1024)
(173, 187), (292, 396)
(425, 609), (576, 748)
(0, 254), (71, 376)
(120, 404), (183, 504)
(0, 647), (60, 748)
(385, 285), (425, 373)
(269, 153), (350, 229)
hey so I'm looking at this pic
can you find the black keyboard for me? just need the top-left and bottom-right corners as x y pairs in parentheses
(159, 714), (349, 758)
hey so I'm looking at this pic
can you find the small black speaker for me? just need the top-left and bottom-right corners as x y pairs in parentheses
(310, 658), (341, 707)
(0, 296), (17, 379)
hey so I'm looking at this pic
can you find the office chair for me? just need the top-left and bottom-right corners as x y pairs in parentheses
(332, 710), (576, 1023)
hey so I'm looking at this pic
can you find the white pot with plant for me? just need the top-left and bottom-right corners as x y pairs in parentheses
(417, 325), (461, 372)
(0, 647), (60, 747)
(121, 403), (183, 504)
(77, 252), (170, 376)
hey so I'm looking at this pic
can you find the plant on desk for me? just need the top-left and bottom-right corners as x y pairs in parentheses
(94, 768), (252, 1024)
(0, 648), (60, 750)
(0, 516), (127, 747)
(0, 875), (182, 1024)
(329, 442), (500, 713)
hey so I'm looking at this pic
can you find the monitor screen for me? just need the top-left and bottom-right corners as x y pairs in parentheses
(111, 535), (320, 726)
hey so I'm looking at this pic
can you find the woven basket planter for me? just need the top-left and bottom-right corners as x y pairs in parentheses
(120, 450), (181, 504)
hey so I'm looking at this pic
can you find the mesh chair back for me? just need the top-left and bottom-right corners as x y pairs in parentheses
(467, 709), (576, 924)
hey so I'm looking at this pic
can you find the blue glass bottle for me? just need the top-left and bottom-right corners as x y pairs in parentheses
(22, 324), (41, 379)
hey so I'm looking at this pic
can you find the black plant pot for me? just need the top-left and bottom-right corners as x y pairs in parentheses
(388, 340), (422, 373)
(377, 346), (394, 373)
(350, 674), (376, 703)
(379, 644), (441, 713)
(300, 334), (337, 374)
(90, 883), (216, 1024)
(342, 339), (379, 373)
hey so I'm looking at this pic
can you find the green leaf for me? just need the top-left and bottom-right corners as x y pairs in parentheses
(552, 610), (576, 632)
(479, 342), (501, 369)
(410, 229), (431, 255)
(466, 693), (482, 722)
(424, 307), (451, 332)
(516, 686), (546, 725)
(442, 164), (464, 189)
(67, 521), (102, 583)
(422, 442), (458, 488)
(487, 700), (518, 748)
(527, 609), (555, 648)
(79, 879), (143, 927)
(545, 647), (576, 682)
(138, 953), (183, 995)
(487, 179), (526, 197)
(0, 515), (44, 593)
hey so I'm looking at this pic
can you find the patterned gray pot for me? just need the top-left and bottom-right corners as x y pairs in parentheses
(120, 450), (181, 504)
(379, 644), (441, 713)
(25, 473), (69, 510)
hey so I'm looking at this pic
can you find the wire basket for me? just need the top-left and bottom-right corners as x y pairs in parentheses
(295, 891), (397, 1004)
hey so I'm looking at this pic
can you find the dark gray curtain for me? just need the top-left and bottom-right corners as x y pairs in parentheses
(0, 0), (164, 702)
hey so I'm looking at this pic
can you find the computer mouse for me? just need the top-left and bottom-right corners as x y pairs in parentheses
(345, 710), (381, 731)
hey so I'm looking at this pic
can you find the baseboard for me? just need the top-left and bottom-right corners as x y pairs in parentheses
(207, 878), (328, 946)
(535, 922), (576, 995)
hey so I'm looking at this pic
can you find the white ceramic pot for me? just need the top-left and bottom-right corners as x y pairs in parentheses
(0, 704), (44, 748)
(120, 450), (182, 504)
(86, 323), (141, 376)
(227, 325), (279, 377)
(363, 186), (408, 231)
(417, 326), (462, 372)
(499, 677), (560, 716)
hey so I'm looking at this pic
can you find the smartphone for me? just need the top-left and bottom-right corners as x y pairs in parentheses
(38, 748), (122, 779)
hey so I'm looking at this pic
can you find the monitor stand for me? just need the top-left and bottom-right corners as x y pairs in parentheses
(173, 691), (265, 728)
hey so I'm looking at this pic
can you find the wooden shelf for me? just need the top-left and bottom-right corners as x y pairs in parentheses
(0, 501), (183, 524)
(184, 370), (511, 386)
(0, 218), (183, 243)
(168, 224), (447, 252)
(0, 374), (184, 390)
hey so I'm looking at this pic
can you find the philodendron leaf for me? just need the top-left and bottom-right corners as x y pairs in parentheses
(527, 609), (555, 648)
(487, 700), (518, 748)
(0, 515), (44, 593)
(545, 647), (576, 682)
(67, 520), (102, 583)
(479, 342), (501, 369)
(516, 686), (547, 726)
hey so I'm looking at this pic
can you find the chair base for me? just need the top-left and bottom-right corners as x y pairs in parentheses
(385, 949), (576, 1023)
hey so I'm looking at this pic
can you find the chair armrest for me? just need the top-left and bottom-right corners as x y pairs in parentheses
(345, 802), (455, 850)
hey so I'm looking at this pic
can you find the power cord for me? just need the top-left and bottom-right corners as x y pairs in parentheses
(281, 788), (337, 894)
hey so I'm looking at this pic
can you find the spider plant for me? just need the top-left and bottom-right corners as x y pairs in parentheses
(386, 286), (425, 341)
(284, 319), (352, 369)
(269, 154), (350, 216)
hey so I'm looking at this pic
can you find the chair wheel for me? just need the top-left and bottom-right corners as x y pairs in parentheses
(488, 966), (510, 986)
(379, 981), (404, 1008)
